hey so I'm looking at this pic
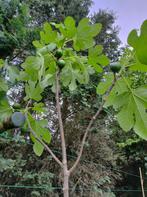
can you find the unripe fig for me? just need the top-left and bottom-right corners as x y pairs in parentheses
(11, 112), (26, 127)
(55, 49), (63, 59)
(110, 62), (121, 73)
(57, 59), (65, 69)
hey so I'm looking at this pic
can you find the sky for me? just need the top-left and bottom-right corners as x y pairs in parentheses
(90, 0), (147, 45)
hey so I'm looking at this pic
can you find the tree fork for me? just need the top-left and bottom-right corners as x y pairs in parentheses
(69, 74), (117, 174)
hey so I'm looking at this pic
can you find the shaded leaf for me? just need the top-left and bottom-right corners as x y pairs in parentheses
(0, 59), (4, 68)
(96, 74), (113, 95)
(0, 98), (12, 122)
(0, 77), (8, 92)
(73, 18), (102, 51)
(33, 141), (44, 156)
(25, 81), (43, 101)
(88, 45), (109, 72)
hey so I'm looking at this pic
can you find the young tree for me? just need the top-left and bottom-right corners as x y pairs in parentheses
(0, 17), (147, 197)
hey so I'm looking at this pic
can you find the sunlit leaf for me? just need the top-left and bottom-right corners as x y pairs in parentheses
(128, 20), (147, 66)
(33, 141), (44, 156)
(73, 18), (102, 51)
(0, 97), (12, 122)
(0, 77), (8, 92)
(105, 79), (147, 139)
(25, 81), (43, 101)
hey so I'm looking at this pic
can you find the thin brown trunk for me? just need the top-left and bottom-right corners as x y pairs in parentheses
(139, 167), (145, 197)
(69, 74), (117, 173)
(63, 167), (70, 197)
(55, 72), (69, 197)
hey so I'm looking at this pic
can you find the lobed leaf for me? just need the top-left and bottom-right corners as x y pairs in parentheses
(96, 74), (113, 95)
(28, 114), (51, 156)
(33, 141), (44, 157)
(0, 96), (12, 122)
(73, 18), (102, 51)
(128, 20), (147, 66)
(105, 79), (147, 139)
(0, 77), (8, 92)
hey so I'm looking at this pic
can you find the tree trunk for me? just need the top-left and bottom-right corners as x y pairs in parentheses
(63, 167), (69, 197)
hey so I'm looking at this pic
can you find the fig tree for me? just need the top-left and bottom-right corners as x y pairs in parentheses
(11, 112), (26, 127)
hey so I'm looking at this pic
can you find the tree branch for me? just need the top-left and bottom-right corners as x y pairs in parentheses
(55, 72), (68, 167)
(69, 74), (117, 173)
(25, 111), (63, 168)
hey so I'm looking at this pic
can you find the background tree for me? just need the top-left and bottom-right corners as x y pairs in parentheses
(91, 9), (121, 61)
(0, 0), (39, 59)
(25, 0), (93, 24)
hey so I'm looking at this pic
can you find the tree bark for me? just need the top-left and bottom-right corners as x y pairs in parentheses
(63, 167), (70, 197)
(55, 72), (69, 197)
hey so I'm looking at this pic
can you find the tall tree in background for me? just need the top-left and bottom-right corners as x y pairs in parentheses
(91, 9), (121, 61)
(26, 0), (93, 24)
(0, 0), (38, 59)
(0, 0), (93, 59)
(0, 1), (121, 61)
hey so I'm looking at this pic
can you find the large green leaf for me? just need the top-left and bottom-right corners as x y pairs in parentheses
(64, 16), (76, 38)
(116, 95), (134, 131)
(25, 81), (43, 101)
(37, 43), (57, 55)
(73, 18), (102, 51)
(128, 58), (147, 72)
(0, 59), (4, 69)
(28, 114), (51, 156)
(20, 56), (42, 81)
(88, 45), (109, 72)
(40, 22), (57, 45)
(0, 97), (12, 122)
(128, 20), (147, 66)
(105, 80), (147, 139)
(28, 114), (51, 144)
(61, 56), (91, 91)
(32, 102), (46, 113)
(7, 66), (20, 83)
(0, 77), (8, 92)
(33, 141), (44, 157)
(96, 74), (113, 95)
(58, 16), (76, 39)
(21, 56), (42, 70)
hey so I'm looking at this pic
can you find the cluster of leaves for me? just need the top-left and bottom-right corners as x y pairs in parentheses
(25, 0), (93, 24)
(96, 20), (147, 140)
(0, 16), (110, 156)
(1, 16), (147, 157)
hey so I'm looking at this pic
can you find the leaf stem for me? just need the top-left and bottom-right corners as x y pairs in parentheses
(55, 71), (68, 167)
